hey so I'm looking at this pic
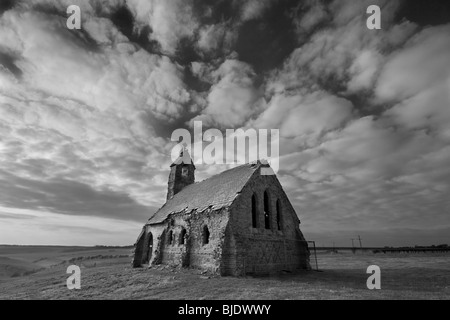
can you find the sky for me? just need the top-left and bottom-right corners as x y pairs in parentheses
(0, 0), (449, 247)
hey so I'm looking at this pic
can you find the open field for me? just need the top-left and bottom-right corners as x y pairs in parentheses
(0, 246), (449, 300)
(0, 245), (132, 280)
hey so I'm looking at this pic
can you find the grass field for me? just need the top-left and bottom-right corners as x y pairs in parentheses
(0, 246), (449, 300)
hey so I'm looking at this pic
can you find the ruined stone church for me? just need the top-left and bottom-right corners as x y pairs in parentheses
(132, 150), (310, 276)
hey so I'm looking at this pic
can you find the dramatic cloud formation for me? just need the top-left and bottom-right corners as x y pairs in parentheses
(193, 59), (261, 127)
(129, 0), (199, 55)
(0, 0), (449, 246)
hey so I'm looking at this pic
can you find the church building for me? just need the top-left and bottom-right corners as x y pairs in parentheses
(132, 150), (310, 276)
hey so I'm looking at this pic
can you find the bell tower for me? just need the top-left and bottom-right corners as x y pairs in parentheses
(167, 147), (195, 200)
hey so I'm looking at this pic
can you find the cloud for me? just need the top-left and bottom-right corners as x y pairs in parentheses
(196, 22), (237, 57)
(239, 0), (277, 21)
(127, 0), (199, 55)
(291, 0), (329, 34)
(0, 8), (192, 119)
(253, 92), (354, 144)
(304, 117), (441, 179)
(192, 59), (261, 128)
(375, 24), (450, 102)
(346, 50), (383, 93)
(385, 84), (450, 133)
(0, 207), (140, 246)
(275, 111), (450, 246)
(268, 0), (415, 97)
(1, 0), (450, 247)
(0, 6), (181, 226)
(329, 0), (402, 27)
(0, 170), (156, 222)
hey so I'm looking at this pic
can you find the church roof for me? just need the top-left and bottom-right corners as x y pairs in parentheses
(147, 162), (262, 224)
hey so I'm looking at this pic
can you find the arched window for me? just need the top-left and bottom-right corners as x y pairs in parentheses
(167, 230), (173, 245)
(144, 232), (153, 264)
(202, 225), (210, 245)
(251, 194), (258, 228)
(264, 190), (271, 230)
(179, 228), (186, 245)
(276, 199), (282, 231)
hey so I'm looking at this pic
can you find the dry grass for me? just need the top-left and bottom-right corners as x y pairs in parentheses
(0, 246), (449, 300)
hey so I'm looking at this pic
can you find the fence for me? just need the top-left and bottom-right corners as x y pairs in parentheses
(306, 240), (319, 271)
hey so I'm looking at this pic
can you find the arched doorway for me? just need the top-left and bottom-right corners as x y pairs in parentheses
(143, 232), (153, 264)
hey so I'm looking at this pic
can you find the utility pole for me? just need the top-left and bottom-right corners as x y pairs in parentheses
(358, 235), (363, 248)
(351, 238), (355, 248)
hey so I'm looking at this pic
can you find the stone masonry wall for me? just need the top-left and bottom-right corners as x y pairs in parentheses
(224, 169), (310, 276)
(138, 208), (229, 274)
(184, 207), (229, 273)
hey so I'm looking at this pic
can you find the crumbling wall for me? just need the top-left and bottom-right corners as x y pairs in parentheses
(220, 223), (238, 276)
(131, 224), (164, 267)
(185, 207), (229, 273)
(131, 228), (146, 268)
(226, 169), (310, 275)
(147, 224), (166, 265)
(140, 208), (229, 274)
(159, 214), (190, 267)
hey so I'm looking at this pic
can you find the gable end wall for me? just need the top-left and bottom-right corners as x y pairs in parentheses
(224, 170), (310, 275)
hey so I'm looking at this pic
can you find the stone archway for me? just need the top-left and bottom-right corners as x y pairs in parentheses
(143, 232), (153, 264)
(132, 230), (145, 268)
